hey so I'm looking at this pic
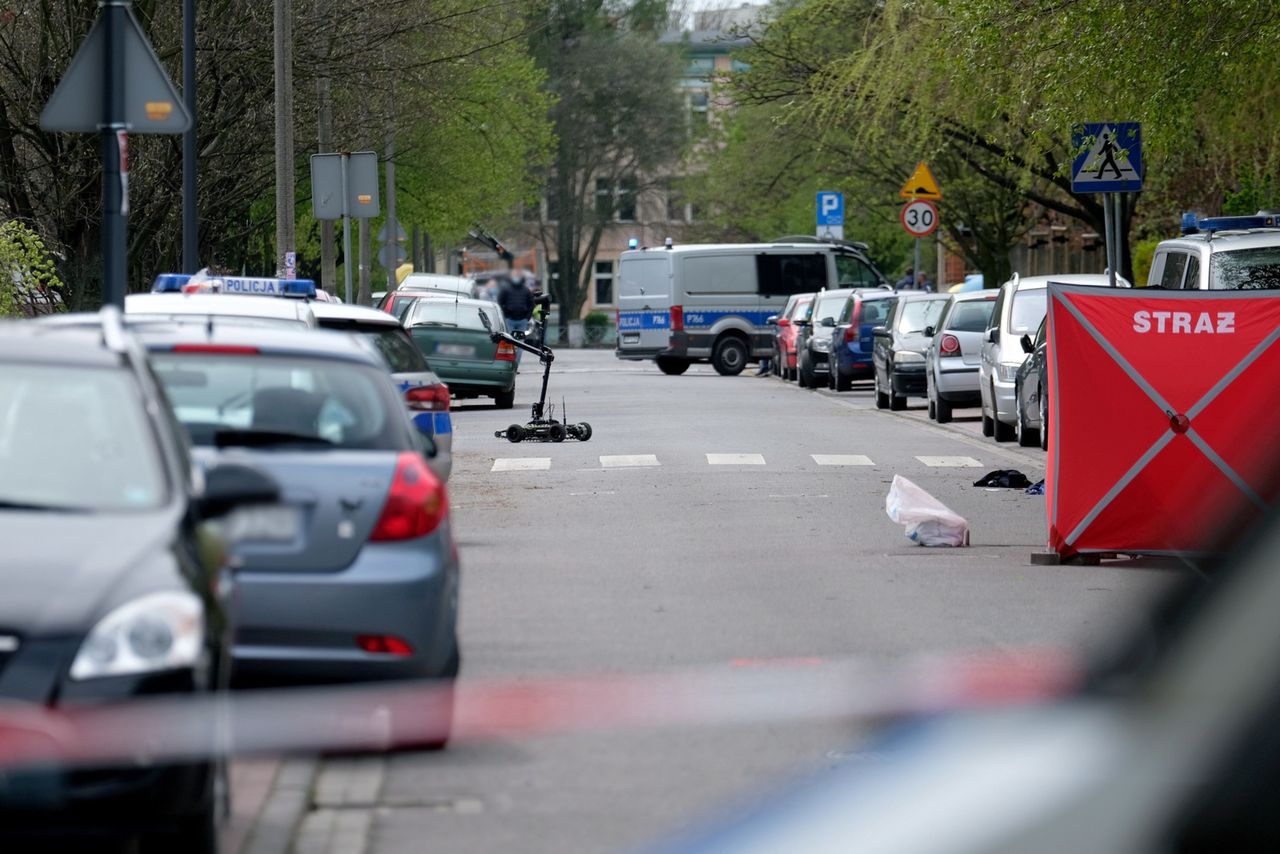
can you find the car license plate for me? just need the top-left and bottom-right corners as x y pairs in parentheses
(436, 343), (475, 357)
(622, 333), (640, 344)
(223, 504), (301, 543)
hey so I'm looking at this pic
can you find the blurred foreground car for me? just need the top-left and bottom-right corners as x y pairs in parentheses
(872, 292), (949, 410)
(404, 295), (517, 408)
(924, 290), (997, 423)
(0, 312), (277, 851)
(311, 302), (454, 482)
(140, 325), (460, 723)
(1014, 316), (1049, 449)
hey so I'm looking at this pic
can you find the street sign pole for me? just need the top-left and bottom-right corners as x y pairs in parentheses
(913, 238), (921, 291)
(102, 1), (128, 309)
(1102, 192), (1116, 289)
(341, 152), (353, 304)
(181, 0), (197, 273)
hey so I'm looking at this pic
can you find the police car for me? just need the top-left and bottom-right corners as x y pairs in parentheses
(1149, 212), (1280, 290)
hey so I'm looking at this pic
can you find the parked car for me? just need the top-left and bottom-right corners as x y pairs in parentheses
(766, 292), (814, 381)
(0, 310), (277, 850)
(141, 324), (460, 717)
(311, 301), (454, 482)
(795, 288), (860, 388)
(980, 273), (1119, 442)
(404, 295), (517, 408)
(924, 289), (998, 423)
(126, 291), (319, 328)
(379, 274), (476, 320)
(828, 289), (898, 391)
(872, 292), (950, 410)
(1014, 316), (1049, 449)
(615, 241), (885, 376)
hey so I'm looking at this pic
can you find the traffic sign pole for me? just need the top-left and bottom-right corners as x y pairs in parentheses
(341, 153), (353, 304)
(101, 1), (128, 310)
(1103, 193), (1116, 289)
(181, 0), (197, 274)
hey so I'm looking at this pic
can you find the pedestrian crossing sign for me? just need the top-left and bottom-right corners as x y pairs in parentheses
(898, 162), (942, 200)
(1071, 122), (1142, 193)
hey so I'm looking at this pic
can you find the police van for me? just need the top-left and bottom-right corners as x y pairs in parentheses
(616, 241), (887, 375)
(1148, 212), (1280, 290)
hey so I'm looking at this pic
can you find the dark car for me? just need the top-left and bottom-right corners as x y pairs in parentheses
(827, 290), (898, 391)
(873, 292), (950, 410)
(794, 288), (858, 388)
(1014, 315), (1049, 449)
(0, 311), (276, 850)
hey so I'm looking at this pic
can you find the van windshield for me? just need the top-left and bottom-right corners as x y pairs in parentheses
(1210, 248), (1280, 289)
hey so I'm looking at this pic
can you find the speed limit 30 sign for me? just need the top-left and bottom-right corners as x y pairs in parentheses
(900, 199), (938, 237)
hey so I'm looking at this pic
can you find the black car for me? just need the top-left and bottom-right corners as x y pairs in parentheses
(1014, 316), (1049, 449)
(0, 311), (277, 850)
(872, 293), (950, 410)
(795, 288), (858, 388)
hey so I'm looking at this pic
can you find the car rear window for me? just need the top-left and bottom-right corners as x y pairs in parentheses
(1009, 290), (1047, 334)
(0, 365), (166, 511)
(405, 300), (503, 332)
(946, 299), (996, 333)
(151, 353), (404, 451)
(1210, 247), (1280, 289)
(859, 298), (894, 326)
(318, 322), (429, 373)
(897, 299), (947, 333)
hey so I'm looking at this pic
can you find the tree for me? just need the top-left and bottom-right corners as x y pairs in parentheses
(0, 219), (64, 317)
(531, 2), (688, 338)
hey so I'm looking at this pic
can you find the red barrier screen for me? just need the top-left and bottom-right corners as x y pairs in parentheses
(1047, 284), (1280, 558)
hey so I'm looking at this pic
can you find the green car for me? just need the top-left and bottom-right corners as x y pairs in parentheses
(405, 295), (517, 408)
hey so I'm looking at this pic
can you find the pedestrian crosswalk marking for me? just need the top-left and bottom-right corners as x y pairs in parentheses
(600, 455), (660, 468)
(491, 457), (551, 472)
(811, 454), (875, 466)
(706, 453), (766, 465)
(916, 455), (982, 467)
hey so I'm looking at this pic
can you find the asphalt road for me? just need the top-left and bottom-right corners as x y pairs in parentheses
(235, 350), (1180, 854)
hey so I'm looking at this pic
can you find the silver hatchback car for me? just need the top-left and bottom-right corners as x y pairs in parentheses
(140, 325), (460, 699)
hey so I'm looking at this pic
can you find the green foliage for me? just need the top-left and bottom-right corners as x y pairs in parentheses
(583, 310), (610, 329)
(1132, 238), (1159, 288)
(0, 221), (64, 318)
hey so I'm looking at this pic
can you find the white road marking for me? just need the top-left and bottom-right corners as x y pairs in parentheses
(600, 454), (661, 468)
(706, 453), (766, 465)
(811, 454), (875, 466)
(491, 458), (551, 472)
(916, 455), (982, 467)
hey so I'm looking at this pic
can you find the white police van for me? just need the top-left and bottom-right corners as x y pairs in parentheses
(616, 241), (886, 375)
(1148, 212), (1280, 290)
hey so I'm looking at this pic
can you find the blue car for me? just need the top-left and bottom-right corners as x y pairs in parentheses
(827, 290), (898, 391)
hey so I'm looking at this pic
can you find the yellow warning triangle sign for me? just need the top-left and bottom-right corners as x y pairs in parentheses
(899, 162), (942, 200)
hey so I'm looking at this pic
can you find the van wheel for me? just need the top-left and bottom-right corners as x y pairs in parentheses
(656, 357), (690, 376)
(712, 336), (749, 376)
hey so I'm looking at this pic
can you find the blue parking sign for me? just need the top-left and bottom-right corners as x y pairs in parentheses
(816, 191), (844, 226)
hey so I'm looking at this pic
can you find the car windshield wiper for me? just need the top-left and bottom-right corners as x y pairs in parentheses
(214, 429), (337, 449)
(0, 499), (89, 513)
(411, 320), (458, 328)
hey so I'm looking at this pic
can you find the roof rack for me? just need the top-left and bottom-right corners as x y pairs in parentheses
(771, 234), (872, 253)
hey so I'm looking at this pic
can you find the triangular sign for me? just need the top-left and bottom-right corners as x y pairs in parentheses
(40, 7), (191, 134)
(899, 162), (942, 200)
(1071, 125), (1139, 187)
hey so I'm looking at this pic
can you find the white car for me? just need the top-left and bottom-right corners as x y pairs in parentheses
(1149, 212), (1280, 290)
(924, 289), (998, 423)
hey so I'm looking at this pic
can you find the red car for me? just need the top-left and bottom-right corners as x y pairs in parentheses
(770, 293), (814, 381)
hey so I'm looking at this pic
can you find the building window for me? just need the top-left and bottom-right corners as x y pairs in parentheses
(596, 178), (613, 219)
(685, 56), (714, 77)
(666, 182), (686, 223)
(689, 90), (709, 131)
(594, 260), (614, 305)
(616, 177), (637, 222)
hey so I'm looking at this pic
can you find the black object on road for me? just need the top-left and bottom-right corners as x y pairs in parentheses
(973, 469), (1032, 489)
(479, 307), (592, 443)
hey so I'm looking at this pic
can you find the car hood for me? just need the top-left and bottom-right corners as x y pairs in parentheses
(0, 510), (178, 636)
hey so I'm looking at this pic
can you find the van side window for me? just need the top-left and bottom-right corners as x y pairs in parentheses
(834, 255), (880, 287)
(1160, 252), (1188, 289)
(757, 253), (827, 297)
(1182, 255), (1201, 290)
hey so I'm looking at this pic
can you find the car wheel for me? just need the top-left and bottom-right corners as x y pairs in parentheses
(935, 395), (953, 424)
(712, 336), (748, 376)
(835, 370), (852, 392)
(994, 410), (1015, 442)
(1017, 400), (1038, 447)
(888, 369), (906, 410)
(494, 387), (515, 409)
(928, 398), (936, 420)
(140, 786), (218, 854)
(656, 356), (690, 376)
(827, 366), (835, 390)
(981, 392), (994, 436)
(1039, 385), (1049, 451)
(797, 354), (811, 388)
(874, 372), (889, 409)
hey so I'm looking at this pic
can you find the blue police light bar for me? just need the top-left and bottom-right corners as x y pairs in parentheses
(628, 237), (639, 249)
(151, 274), (317, 298)
(1190, 214), (1280, 234)
(1180, 212), (1199, 235)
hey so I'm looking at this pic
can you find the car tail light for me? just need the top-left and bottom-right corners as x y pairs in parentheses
(495, 340), (517, 361)
(356, 634), (414, 656)
(778, 317), (790, 327)
(170, 344), (259, 354)
(940, 334), (961, 355)
(370, 452), (447, 541)
(405, 384), (450, 412)
(844, 302), (864, 343)
(670, 305), (683, 332)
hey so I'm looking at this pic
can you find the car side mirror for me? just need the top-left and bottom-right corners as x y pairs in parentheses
(198, 463), (280, 520)
(987, 328), (999, 344)
(766, 315), (779, 326)
(872, 326), (889, 337)
(1020, 334), (1034, 354)
(924, 325), (935, 337)
(820, 317), (836, 328)
(415, 424), (439, 459)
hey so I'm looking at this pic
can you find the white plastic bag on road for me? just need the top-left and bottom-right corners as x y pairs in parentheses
(885, 475), (970, 547)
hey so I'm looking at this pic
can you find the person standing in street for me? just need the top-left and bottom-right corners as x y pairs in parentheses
(915, 271), (935, 292)
(497, 272), (535, 365)
(895, 267), (916, 291)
